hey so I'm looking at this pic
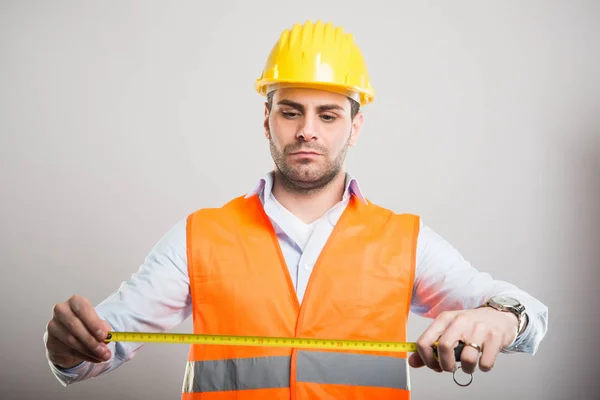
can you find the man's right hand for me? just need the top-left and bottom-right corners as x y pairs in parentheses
(45, 295), (112, 369)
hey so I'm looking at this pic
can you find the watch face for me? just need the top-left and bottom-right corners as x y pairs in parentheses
(492, 296), (521, 307)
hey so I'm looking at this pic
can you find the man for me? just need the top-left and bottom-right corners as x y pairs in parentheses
(44, 20), (548, 399)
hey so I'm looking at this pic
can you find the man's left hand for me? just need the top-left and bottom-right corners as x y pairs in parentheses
(409, 307), (519, 374)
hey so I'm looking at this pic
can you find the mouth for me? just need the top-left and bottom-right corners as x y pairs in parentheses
(289, 151), (321, 156)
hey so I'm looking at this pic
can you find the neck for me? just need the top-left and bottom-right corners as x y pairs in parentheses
(271, 170), (348, 224)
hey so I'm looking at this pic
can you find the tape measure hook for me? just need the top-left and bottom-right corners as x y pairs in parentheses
(452, 366), (473, 387)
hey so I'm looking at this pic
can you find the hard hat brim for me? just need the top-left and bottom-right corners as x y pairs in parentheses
(256, 80), (374, 106)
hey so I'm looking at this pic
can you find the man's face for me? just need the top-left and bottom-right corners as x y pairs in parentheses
(264, 87), (363, 192)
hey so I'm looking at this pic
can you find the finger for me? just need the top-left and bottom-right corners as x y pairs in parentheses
(101, 319), (112, 332)
(68, 295), (107, 341)
(58, 318), (111, 361)
(99, 320), (113, 341)
(408, 352), (425, 368)
(460, 322), (487, 374)
(436, 314), (469, 372)
(63, 342), (109, 364)
(416, 311), (456, 370)
(53, 302), (109, 360)
(47, 319), (108, 363)
(479, 329), (502, 372)
(48, 332), (106, 365)
(409, 352), (443, 374)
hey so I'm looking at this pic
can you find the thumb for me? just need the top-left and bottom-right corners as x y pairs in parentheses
(408, 352), (425, 368)
(99, 320), (112, 339)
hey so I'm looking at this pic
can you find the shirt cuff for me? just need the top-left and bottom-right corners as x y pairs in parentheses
(47, 359), (90, 386)
(501, 306), (543, 355)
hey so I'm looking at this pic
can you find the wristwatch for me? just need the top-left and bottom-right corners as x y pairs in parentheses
(479, 296), (527, 335)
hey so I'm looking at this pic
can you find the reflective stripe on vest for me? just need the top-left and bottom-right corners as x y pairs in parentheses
(182, 351), (409, 393)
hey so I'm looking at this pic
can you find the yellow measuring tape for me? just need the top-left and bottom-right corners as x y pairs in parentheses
(105, 331), (472, 387)
(105, 331), (419, 353)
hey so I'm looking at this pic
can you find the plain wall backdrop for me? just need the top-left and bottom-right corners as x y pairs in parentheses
(1, 1), (599, 399)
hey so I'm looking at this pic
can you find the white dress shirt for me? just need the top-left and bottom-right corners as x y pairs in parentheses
(47, 172), (549, 386)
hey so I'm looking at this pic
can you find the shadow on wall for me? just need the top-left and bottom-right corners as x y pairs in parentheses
(559, 124), (600, 398)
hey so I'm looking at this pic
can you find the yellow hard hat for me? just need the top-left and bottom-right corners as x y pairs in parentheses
(255, 20), (375, 106)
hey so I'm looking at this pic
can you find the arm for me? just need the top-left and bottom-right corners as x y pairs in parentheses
(409, 221), (548, 371)
(45, 218), (192, 386)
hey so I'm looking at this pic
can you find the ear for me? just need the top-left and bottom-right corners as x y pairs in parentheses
(263, 102), (271, 139)
(348, 111), (364, 147)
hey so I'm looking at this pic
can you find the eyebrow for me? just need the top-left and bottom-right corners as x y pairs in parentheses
(277, 99), (346, 113)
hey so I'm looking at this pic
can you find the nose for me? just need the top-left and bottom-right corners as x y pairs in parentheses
(296, 115), (318, 141)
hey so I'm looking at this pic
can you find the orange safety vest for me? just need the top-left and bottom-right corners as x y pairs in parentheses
(182, 194), (420, 400)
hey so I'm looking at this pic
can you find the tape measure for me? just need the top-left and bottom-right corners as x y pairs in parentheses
(105, 331), (418, 352)
(105, 332), (471, 386)
(104, 331), (464, 360)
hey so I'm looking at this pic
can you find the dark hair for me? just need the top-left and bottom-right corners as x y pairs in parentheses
(266, 90), (361, 120)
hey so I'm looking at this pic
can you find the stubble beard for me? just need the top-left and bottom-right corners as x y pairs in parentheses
(269, 136), (350, 195)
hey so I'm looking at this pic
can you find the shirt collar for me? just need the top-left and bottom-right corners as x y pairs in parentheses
(245, 171), (368, 205)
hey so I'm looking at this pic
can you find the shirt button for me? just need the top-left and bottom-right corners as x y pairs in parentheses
(303, 263), (312, 271)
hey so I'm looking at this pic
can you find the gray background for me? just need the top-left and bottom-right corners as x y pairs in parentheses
(1, 1), (599, 399)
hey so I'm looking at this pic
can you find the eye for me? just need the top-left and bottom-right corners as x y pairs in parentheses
(282, 111), (299, 119)
(320, 114), (337, 122)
